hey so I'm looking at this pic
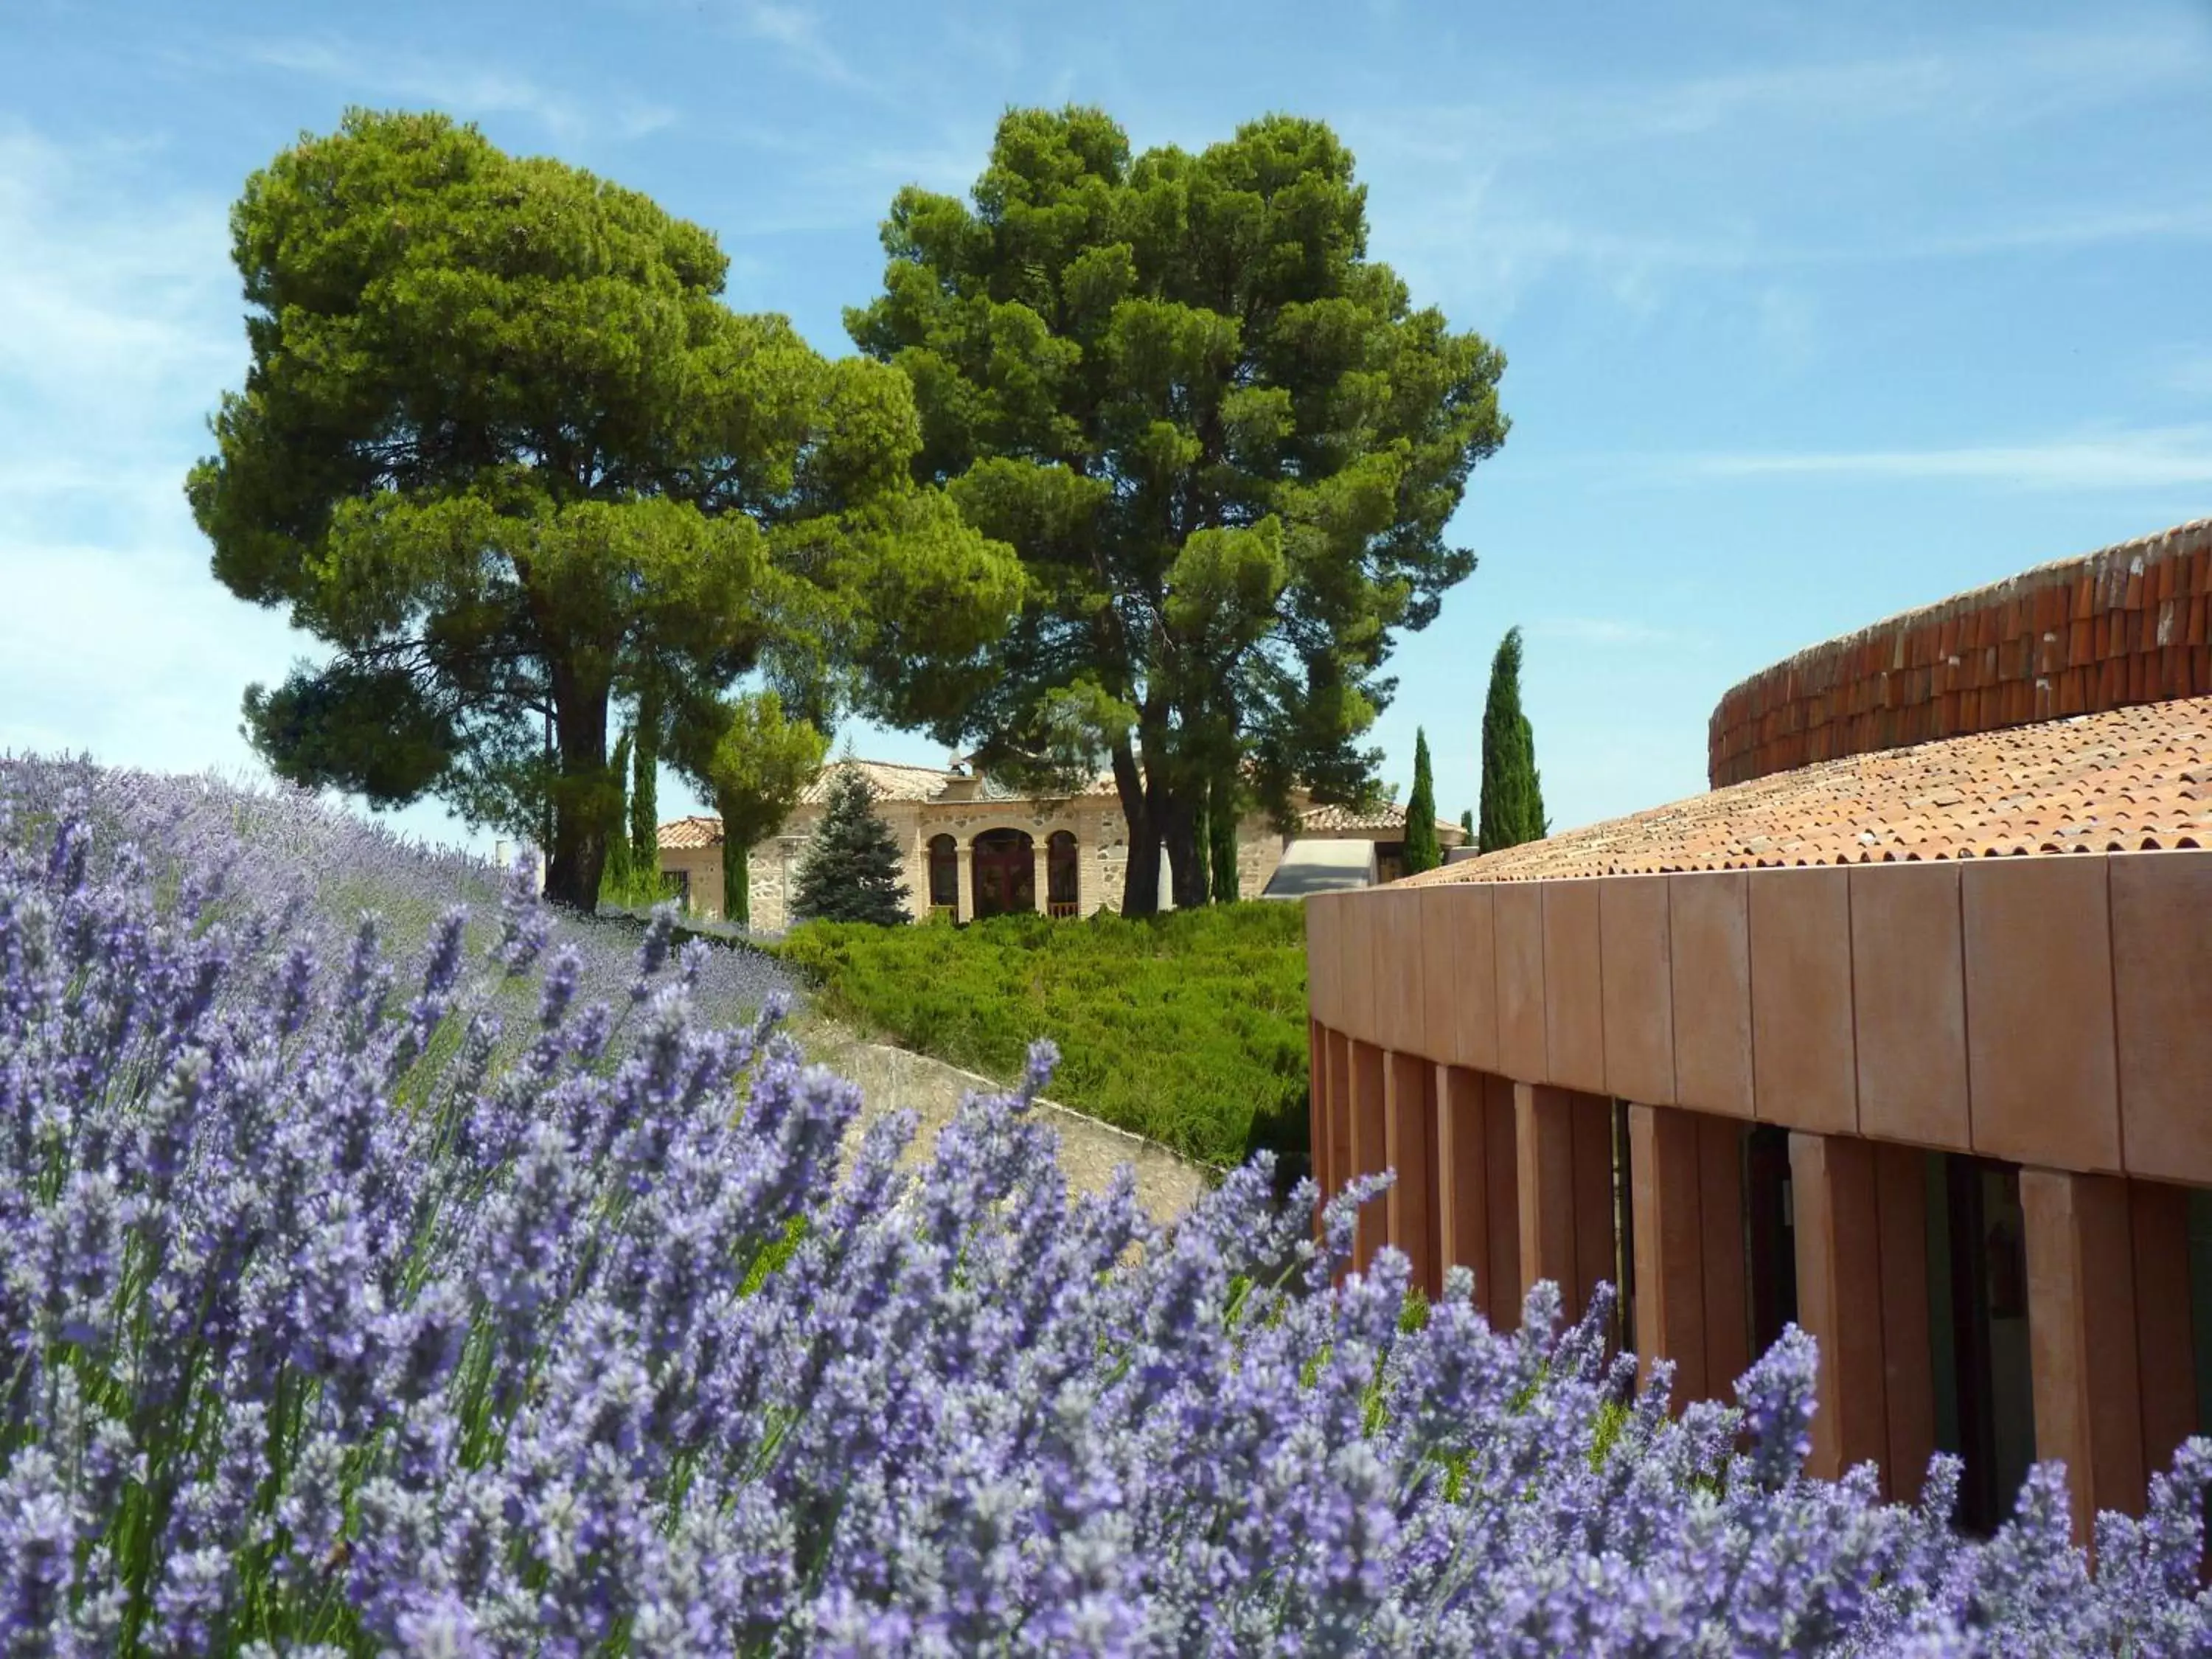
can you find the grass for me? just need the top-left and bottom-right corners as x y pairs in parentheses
(773, 902), (1312, 1173)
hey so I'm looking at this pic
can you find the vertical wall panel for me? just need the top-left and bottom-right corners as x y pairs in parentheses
(2111, 850), (2212, 1186)
(1851, 863), (1971, 1152)
(1669, 873), (1754, 1119)
(1601, 875), (1676, 1107)
(1749, 869), (1858, 1135)
(1495, 886), (1549, 1083)
(1483, 1072), (1522, 1327)
(1349, 1040), (1388, 1271)
(1543, 880), (1607, 1094)
(1965, 860), (2120, 1172)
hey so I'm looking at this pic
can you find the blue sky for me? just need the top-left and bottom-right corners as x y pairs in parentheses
(4, 0), (2208, 853)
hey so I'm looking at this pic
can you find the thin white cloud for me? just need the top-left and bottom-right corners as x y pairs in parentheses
(1683, 427), (2212, 491)
(732, 1), (869, 91)
(240, 38), (676, 144)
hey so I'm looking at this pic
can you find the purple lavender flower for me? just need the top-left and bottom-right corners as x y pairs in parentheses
(1, 755), (2206, 1655)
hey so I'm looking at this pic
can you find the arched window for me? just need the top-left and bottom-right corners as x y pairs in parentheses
(1046, 831), (1079, 918)
(927, 834), (959, 916)
(970, 829), (1036, 918)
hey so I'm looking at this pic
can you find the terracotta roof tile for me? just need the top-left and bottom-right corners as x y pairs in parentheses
(1405, 695), (2212, 886)
(1298, 802), (1466, 839)
(657, 815), (724, 851)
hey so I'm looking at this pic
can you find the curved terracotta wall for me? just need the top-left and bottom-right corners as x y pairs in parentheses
(1304, 855), (2212, 1189)
(1708, 518), (2212, 788)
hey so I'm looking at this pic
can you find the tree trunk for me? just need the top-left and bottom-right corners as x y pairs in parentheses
(1112, 738), (1161, 918)
(717, 796), (751, 928)
(1164, 791), (1208, 910)
(542, 667), (612, 913)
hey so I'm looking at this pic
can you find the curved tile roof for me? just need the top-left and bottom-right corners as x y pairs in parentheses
(1406, 694), (2212, 886)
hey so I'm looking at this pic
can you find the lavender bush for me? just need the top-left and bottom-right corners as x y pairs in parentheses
(1, 760), (2208, 1655)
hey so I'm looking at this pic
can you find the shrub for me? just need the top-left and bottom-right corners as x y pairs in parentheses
(2, 759), (2210, 1653)
(777, 901), (1312, 1169)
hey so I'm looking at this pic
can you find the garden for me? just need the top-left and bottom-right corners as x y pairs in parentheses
(776, 900), (1312, 1173)
(7, 756), (2211, 1654)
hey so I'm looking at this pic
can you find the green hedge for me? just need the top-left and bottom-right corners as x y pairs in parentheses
(774, 902), (1312, 1172)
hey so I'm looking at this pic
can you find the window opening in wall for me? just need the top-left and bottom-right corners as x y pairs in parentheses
(1046, 830), (1079, 918)
(1745, 1126), (1797, 1360)
(971, 829), (1036, 918)
(1374, 841), (1408, 885)
(1927, 1153), (2034, 1536)
(1613, 1099), (1636, 1360)
(2189, 1188), (2212, 1467)
(927, 835), (958, 917)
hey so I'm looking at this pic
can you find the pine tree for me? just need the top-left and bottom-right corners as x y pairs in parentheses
(1478, 627), (1548, 854)
(791, 768), (911, 925)
(1403, 728), (1441, 874)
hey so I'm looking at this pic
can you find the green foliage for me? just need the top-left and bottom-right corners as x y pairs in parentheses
(192, 108), (1021, 911)
(601, 727), (636, 899)
(1478, 626), (1547, 854)
(777, 900), (1310, 1167)
(790, 767), (909, 926)
(666, 688), (827, 928)
(1402, 727), (1440, 875)
(630, 683), (661, 883)
(1461, 807), (1475, 842)
(1208, 772), (1241, 902)
(848, 105), (1508, 914)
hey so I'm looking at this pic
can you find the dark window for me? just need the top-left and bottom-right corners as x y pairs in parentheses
(928, 835), (959, 909)
(1046, 831), (1079, 916)
(971, 829), (1035, 917)
(1374, 841), (1407, 885)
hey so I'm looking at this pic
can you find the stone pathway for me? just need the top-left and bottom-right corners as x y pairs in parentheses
(797, 1018), (1213, 1227)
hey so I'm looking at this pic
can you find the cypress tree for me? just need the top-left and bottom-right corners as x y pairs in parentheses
(1402, 728), (1441, 874)
(630, 684), (661, 897)
(599, 726), (635, 903)
(1478, 627), (1548, 854)
(791, 768), (911, 925)
(1208, 772), (1241, 902)
(1461, 808), (1475, 844)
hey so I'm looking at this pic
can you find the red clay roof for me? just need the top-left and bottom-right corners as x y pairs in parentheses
(1298, 802), (1467, 840)
(1407, 695), (2212, 886)
(657, 815), (725, 852)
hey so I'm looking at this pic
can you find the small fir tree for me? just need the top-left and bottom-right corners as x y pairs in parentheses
(1402, 728), (1441, 874)
(1478, 627), (1548, 854)
(791, 767), (911, 925)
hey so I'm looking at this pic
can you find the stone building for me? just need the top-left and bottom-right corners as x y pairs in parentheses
(656, 759), (1464, 932)
(1306, 517), (2212, 1543)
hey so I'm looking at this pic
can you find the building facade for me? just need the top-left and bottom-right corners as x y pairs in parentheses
(659, 759), (1464, 931)
(1306, 518), (2212, 1541)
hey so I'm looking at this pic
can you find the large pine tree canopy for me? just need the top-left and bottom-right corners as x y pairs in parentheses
(792, 767), (911, 926)
(846, 105), (1508, 914)
(189, 108), (1023, 911)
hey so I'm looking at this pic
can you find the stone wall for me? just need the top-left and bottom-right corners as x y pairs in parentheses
(662, 795), (1295, 931)
(1708, 517), (2212, 787)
